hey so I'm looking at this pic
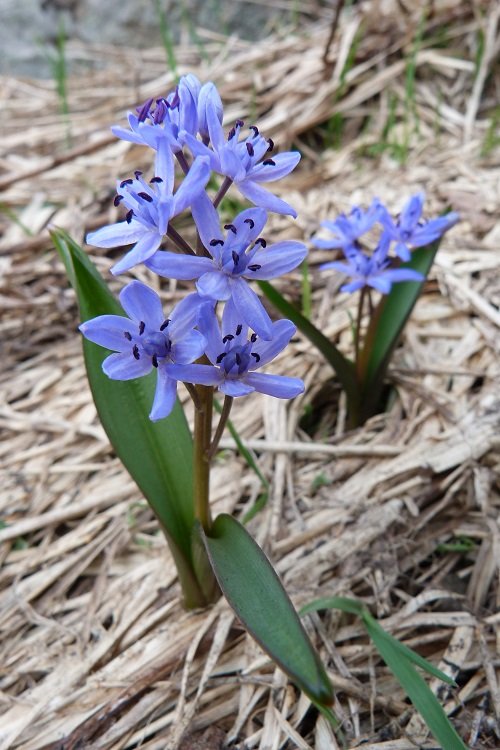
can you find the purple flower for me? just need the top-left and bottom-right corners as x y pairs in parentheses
(182, 113), (301, 216)
(167, 300), (304, 399)
(311, 198), (383, 256)
(321, 234), (424, 294)
(79, 281), (206, 421)
(145, 203), (307, 340)
(86, 157), (211, 274)
(379, 192), (459, 261)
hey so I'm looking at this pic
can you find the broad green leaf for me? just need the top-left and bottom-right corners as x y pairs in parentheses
(52, 229), (196, 568)
(301, 596), (466, 749)
(357, 240), (441, 420)
(201, 514), (334, 706)
(258, 280), (358, 408)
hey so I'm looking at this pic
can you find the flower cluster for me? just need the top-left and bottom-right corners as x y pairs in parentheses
(312, 194), (459, 294)
(81, 74), (305, 420)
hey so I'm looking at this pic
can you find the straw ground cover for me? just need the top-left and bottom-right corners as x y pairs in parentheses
(1, 1), (499, 747)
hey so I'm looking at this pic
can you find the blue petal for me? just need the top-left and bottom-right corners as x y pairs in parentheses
(249, 151), (301, 183)
(198, 82), (223, 139)
(150, 368), (177, 421)
(382, 269), (424, 283)
(237, 180), (297, 217)
(196, 271), (231, 300)
(198, 305), (223, 364)
(221, 297), (248, 344)
(231, 207), (268, 243)
(399, 193), (425, 232)
(367, 276), (392, 294)
(119, 281), (164, 328)
(393, 241), (411, 261)
(247, 241), (307, 280)
(220, 379), (255, 397)
(111, 233), (163, 275)
(245, 372), (304, 398)
(145, 251), (213, 280)
(166, 363), (222, 386)
(340, 280), (365, 293)
(191, 193), (224, 255)
(79, 315), (133, 352)
(102, 351), (152, 380)
(169, 294), (205, 339)
(87, 221), (146, 249)
(171, 157), (211, 217)
(252, 319), (296, 367)
(230, 278), (273, 340)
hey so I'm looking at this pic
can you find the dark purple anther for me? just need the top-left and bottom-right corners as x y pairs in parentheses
(124, 331), (132, 341)
(223, 334), (234, 343)
(249, 125), (259, 137)
(250, 333), (257, 343)
(267, 138), (274, 152)
(152, 354), (159, 368)
(139, 321), (145, 335)
(255, 238), (267, 248)
(248, 264), (261, 271)
(232, 251), (239, 266)
(134, 170), (143, 179)
(126, 210), (134, 224)
(228, 127), (236, 140)
(235, 119), (244, 128)
(251, 352), (260, 362)
(138, 192), (153, 202)
(132, 345), (140, 360)
(136, 97), (154, 122)
(160, 319), (170, 331)
(235, 324), (242, 336)
(153, 99), (168, 124)
(114, 194), (124, 206)
(210, 238), (224, 246)
(244, 218), (255, 228)
(235, 353), (241, 365)
(150, 176), (163, 184)
(216, 352), (227, 363)
(246, 142), (255, 157)
(224, 224), (237, 234)
(262, 159), (276, 166)
(120, 178), (134, 188)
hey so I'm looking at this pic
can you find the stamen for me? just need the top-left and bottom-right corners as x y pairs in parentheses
(227, 127), (236, 140)
(124, 331), (132, 341)
(150, 176), (163, 183)
(114, 194), (124, 206)
(235, 324), (242, 336)
(235, 353), (241, 365)
(248, 264), (261, 271)
(262, 158), (276, 166)
(255, 238), (267, 247)
(120, 178), (133, 187)
(250, 333), (258, 343)
(251, 352), (261, 362)
(232, 251), (239, 266)
(267, 138), (274, 152)
(222, 334), (234, 343)
(132, 345), (140, 360)
(249, 125), (259, 137)
(126, 209), (134, 224)
(246, 142), (254, 157)
(134, 170), (143, 179)
(138, 321), (145, 335)
(153, 99), (167, 124)
(136, 98), (153, 122)
(224, 224), (237, 234)
(216, 352), (227, 363)
(152, 354), (159, 368)
(235, 119), (244, 128)
(210, 238), (224, 246)
(160, 319), (170, 330)
(138, 192), (153, 202)
(244, 218), (255, 228)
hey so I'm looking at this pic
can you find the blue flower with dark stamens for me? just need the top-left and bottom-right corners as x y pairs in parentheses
(320, 233), (424, 294)
(311, 198), (383, 257)
(379, 192), (459, 261)
(79, 281), (206, 421)
(182, 110), (301, 216)
(145, 203), (307, 339)
(167, 300), (304, 399)
(86, 156), (210, 274)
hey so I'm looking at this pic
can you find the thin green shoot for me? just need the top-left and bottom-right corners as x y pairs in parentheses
(51, 18), (71, 147)
(180, 0), (208, 62)
(325, 27), (362, 149)
(0, 203), (34, 237)
(481, 106), (500, 157)
(301, 259), (312, 319)
(154, 0), (178, 81)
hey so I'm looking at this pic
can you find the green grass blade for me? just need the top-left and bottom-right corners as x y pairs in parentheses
(201, 514), (334, 706)
(52, 229), (195, 563)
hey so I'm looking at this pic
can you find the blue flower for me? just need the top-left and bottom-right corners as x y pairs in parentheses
(379, 192), (459, 261)
(167, 300), (304, 399)
(86, 157), (211, 274)
(145, 203), (307, 339)
(79, 281), (206, 421)
(311, 198), (383, 255)
(182, 112), (301, 216)
(321, 234), (424, 294)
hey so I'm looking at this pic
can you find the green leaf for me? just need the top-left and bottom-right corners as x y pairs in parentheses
(301, 596), (466, 749)
(357, 240), (441, 420)
(201, 514), (334, 706)
(52, 229), (195, 567)
(258, 280), (358, 407)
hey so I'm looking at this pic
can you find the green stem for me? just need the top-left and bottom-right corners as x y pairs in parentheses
(166, 225), (195, 255)
(193, 384), (214, 533)
(208, 395), (233, 460)
(213, 176), (233, 209)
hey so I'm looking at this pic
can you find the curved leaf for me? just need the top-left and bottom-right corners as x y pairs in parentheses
(201, 513), (334, 706)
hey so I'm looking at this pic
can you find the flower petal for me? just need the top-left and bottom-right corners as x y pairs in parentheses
(119, 281), (164, 327)
(86, 220), (146, 249)
(196, 271), (231, 300)
(110, 232), (163, 275)
(191, 193), (224, 255)
(79, 315), (134, 352)
(149, 368), (177, 421)
(171, 156), (211, 217)
(237, 180), (297, 217)
(166, 363), (222, 386)
(145, 251), (213, 280)
(247, 241), (307, 280)
(249, 151), (301, 183)
(252, 319), (296, 367)
(171, 330), (206, 364)
(245, 372), (304, 398)
(102, 351), (152, 380)
(220, 379), (255, 397)
(230, 278), (273, 340)
(197, 304), (223, 364)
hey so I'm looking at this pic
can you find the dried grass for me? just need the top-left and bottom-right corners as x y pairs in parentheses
(1, 1), (499, 748)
